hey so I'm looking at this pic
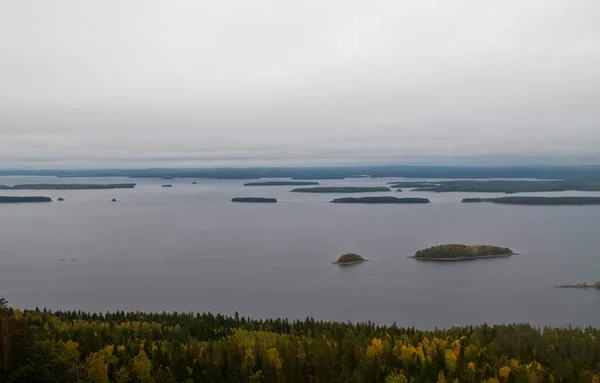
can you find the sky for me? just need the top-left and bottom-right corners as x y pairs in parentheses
(1, 0), (599, 168)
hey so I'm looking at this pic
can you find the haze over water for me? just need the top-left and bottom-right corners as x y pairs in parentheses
(0, 176), (599, 329)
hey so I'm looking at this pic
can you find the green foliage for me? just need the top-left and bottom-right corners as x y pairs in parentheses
(335, 253), (365, 264)
(414, 244), (513, 259)
(0, 300), (599, 382)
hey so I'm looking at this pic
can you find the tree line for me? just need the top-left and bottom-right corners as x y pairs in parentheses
(1, 298), (599, 382)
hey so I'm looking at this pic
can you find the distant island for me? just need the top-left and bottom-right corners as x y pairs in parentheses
(291, 187), (391, 193)
(331, 196), (430, 204)
(388, 182), (438, 188)
(0, 184), (136, 190)
(462, 197), (600, 205)
(333, 253), (368, 265)
(244, 181), (320, 186)
(555, 281), (600, 289)
(0, 196), (52, 203)
(161, 184), (173, 187)
(387, 180), (600, 193)
(231, 197), (278, 203)
(410, 244), (514, 261)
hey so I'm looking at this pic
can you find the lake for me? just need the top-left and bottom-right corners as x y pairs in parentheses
(0, 176), (599, 329)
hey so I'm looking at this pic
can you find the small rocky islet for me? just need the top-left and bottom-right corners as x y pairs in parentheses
(333, 253), (368, 265)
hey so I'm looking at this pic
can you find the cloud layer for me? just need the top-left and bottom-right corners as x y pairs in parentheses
(1, 0), (599, 167)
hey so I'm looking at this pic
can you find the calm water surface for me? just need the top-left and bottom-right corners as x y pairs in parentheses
(0, 176), (599, 329)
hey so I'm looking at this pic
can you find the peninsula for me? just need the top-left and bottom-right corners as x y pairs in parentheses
(244, 181), (320, 186)
(0, 183), (136, 190)
(331, 196), (430, 204)
(0, 196), (52, 203)
(410, 244), (514, 261)
(333, 253), (368, 265)
(231, 197), (278, 203)
(291, 186), (391, 193)
(461, 197), (600, 205)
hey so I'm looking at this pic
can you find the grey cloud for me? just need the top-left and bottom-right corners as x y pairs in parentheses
(1, 0), (599, 167)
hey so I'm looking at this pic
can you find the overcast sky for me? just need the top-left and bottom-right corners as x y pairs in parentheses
(1, 0), (599, 168)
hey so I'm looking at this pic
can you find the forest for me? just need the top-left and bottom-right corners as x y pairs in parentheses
(0, 298), (599, 382)
(412, 245), (513, 259)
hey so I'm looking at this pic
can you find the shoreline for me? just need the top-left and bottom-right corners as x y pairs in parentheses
(332, 259), (369, 266)
(408, 253), (514, 261)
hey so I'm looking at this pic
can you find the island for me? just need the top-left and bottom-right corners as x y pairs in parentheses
(0, 183), (136, 190)
(331, 196), (430, 204)
(409, 244), (514, 261)
(388, 182), (438, 188)
(291, 187), (391, 193)
(387, 180), (600, 193)
(0, 196), (52, 203)
(111, 199), (117, 202)
(461, 197), (600, 205)
(244, 181), (320, 186)
(161, 184), (173, 187)
(231, 197), (278, 203)
(191, 182), (198, 184)
(57, 197), (65, 201)
(555, 281), (600, 289)
(332, 253), (368, 265)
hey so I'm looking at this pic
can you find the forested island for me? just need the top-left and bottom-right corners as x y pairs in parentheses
(161, 184), (173, 187)
(410, 244), (514, 260)
(331, 196), (430, 204)
(462, 196), (600, 205)
(0, 196), (52, 203)
(0, 298), (598, 383)
(332, 253), (368, 265)
(387, 180), (600, 193)
(291, 186), (391, 193)
(0, 183), (136, 190)
(244, 181), (320, 186)
(231, 197), (278, 203)
(555, 281), (600, 289)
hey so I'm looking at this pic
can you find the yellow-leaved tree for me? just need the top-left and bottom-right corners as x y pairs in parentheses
(133, 348), (152, 383)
